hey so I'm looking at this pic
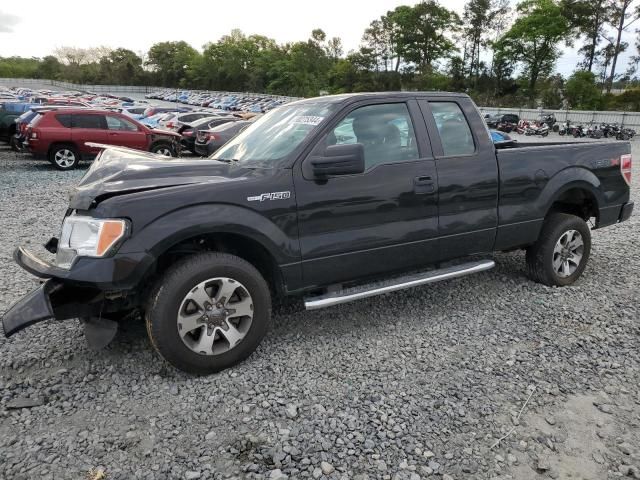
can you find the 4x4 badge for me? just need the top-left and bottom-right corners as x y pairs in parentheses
(247, 191), (291, 202)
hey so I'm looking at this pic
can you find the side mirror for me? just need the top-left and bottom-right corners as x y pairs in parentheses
(310, 143), (365, 177)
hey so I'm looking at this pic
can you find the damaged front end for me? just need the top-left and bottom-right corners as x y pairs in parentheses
(2, 245), (145, 347)
(2, 278), (99, 337)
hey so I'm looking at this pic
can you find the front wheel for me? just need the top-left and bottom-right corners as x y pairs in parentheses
(145, 252), (271, 374)
(526, 213), (591, 287)
(150, 143), (176, 157)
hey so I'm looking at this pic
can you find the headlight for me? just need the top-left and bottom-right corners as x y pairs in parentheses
(56, 215), (128, 269)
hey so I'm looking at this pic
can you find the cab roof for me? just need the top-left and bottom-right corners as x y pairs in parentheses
(290, 91), (470, 106)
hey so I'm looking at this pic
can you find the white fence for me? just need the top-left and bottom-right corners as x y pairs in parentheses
(478, 107), (640, 128)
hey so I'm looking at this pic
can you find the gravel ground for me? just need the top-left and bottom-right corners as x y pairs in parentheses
(0, 136), (638, 480)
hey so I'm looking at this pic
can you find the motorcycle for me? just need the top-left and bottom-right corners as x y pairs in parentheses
(588, 125), (604, 139)
(572, 125), (588, 138)
(524, 122), (549, 137)
(558, 121), (573, 136)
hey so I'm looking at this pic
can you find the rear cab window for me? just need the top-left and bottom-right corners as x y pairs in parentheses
(429, 102), (475, 156)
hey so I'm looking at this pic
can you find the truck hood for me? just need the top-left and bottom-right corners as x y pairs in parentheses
(70, 145), (255, 210)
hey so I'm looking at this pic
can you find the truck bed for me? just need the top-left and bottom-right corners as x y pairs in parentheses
(494, 140), (631, 250)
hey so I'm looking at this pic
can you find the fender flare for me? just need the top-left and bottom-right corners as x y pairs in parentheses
(536, 167), (604, 219)
(119, 203), (300, 267)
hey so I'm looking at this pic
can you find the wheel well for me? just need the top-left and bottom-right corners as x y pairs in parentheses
(150, 140), (172, 150)
(548, 188), (598, 222)
(154, 233), (284, 297)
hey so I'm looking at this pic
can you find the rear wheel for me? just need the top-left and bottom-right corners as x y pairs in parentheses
(49, 145), (79, 170)
(526, 213), (591, 287)
(145, 252), (271, 374)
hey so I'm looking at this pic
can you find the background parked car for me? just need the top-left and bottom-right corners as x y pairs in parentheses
(194, 120), (252, 156)
(0, 102), (37, 141)
(26, 108), (182, 170)
(178, 116), (238, 153)
(485, 113), (520, 132)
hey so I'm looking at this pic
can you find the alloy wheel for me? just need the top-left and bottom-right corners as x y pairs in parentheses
(552, 229), (584, 278)
(177, 277), (254, 356)
(54, 149), (76, 168)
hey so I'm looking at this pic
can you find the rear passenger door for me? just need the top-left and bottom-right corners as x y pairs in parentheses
(418, 99), (499, 260)
(71, 113), (108, 155)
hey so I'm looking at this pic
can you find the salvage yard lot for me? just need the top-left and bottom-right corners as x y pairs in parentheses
(0, 137), (638, 480)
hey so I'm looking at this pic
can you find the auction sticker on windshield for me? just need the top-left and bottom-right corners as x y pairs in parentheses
(292, 116), (324, 126)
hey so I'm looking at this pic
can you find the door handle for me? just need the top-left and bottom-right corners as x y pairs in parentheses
(414, 176), (436, 194)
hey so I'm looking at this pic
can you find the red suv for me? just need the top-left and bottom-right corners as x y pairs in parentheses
(26, 108), (182, 170)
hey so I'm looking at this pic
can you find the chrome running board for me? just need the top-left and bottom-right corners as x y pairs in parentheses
(304, 259), (495, 310)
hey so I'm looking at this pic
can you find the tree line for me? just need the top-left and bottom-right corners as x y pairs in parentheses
(2, 0), (640, 110)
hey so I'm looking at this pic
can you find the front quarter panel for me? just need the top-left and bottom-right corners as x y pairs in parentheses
(93, 168), (302, 289)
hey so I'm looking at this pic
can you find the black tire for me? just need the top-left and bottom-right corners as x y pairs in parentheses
(526, 213), (591, 287)
(150, 142), (176, 157)
(48, 144), (80, 170)
(145, 252), (271, 374)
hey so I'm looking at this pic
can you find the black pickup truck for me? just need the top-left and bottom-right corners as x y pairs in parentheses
(2, 92), (634, 374)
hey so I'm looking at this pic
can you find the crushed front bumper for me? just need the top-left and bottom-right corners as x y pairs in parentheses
(2, 281), (56, 337)
(3, 245), (153, 338)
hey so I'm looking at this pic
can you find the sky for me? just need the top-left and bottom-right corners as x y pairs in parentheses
(0, 0), (637, 78)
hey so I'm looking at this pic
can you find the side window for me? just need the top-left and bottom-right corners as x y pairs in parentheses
(106, 115), (138, 131)
(56, 114), (72, 128)
(73, 114), (105, 129)
(429, 102), (475, 156)
(326, 103), (419, 169)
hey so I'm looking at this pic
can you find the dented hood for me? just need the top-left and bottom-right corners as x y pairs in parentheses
(70, 145), (245, 210)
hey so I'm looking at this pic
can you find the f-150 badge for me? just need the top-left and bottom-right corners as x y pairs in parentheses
(247, 191), (291, 202)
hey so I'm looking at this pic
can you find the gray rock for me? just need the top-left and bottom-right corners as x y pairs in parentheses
(6, 397), (45, 409)
(536, 457), (551, 472)
(320, 461), (335, 475)
(184, 472), (201, 480)
(619, 443), (634, 455)
(285, 404), (298, 419)
(269, 469), (287, 480)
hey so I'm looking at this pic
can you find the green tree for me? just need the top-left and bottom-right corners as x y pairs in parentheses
(564, 70), (602, 108)
(561, 0), (612, 72)
(394, 1), (461, 71)
(36, 56), (63, 79)
(604, 0), (639, 92)
(99, 48), (143, 85)
(462, 0), (509, 86)
(495, 0), (570, 102)
(146, 41), (199, 87)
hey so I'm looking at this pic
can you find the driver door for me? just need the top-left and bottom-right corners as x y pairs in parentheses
(293, 99), (440, 288)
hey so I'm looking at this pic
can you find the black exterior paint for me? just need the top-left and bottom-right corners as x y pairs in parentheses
(2, 92), (634, 336)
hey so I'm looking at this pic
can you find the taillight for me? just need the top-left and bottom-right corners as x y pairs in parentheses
(621, 154), (632, 186)
(166, 122), (175, 129)
(30, 130), (38, 139)
(209, 134), (218, 141)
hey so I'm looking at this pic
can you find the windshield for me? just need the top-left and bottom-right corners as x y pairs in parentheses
(212, 102), (337, 168)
